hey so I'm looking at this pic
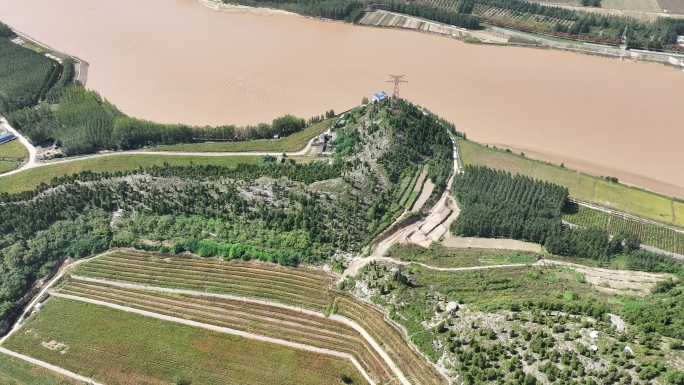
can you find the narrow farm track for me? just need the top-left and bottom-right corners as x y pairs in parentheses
(50, 292), (379, 385)
(57, 277), (402, 385)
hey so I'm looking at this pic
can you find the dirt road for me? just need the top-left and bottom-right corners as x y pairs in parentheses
(0, 125), (323, 178)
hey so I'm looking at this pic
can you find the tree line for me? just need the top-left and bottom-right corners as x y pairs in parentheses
(7, 84), (318, 155)
(0, 26), (64, 115)
(451, 166), (679, 269)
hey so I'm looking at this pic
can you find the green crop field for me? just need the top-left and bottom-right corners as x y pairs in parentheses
(459, 139), (681, 227)
(0, 352), (83, 385)
(0, 140), (28, 160)
(57, 278), (394, 384)
(71, 250), (447, 385)
(152, 120), (331, 153)
(0, 155), (258, 194)
(4, 297), (367, 385)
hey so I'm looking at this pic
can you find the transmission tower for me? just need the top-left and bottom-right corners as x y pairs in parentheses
(387, 75), (408, 99)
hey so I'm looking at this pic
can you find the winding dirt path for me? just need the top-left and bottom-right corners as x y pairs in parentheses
(344, 132), (463, 278)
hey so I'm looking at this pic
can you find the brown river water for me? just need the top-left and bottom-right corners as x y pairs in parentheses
(1, 0), (683, 197)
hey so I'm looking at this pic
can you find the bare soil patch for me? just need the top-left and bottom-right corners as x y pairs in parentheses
(441, 237), (542, 252)
(538, 259), (671, 295)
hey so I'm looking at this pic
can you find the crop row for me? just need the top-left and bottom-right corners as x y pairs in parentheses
(563, 206), (683, 254)
(103, 251), (331, 284)
(416, 0), (460, 11)
(84, 255), (329, 293)
(336, 297), (448, 385)
(73, 264), (330, 311)
(76, 253), (332, 308)
(474, 4), (574, 28)
(59, 280), (397, 384)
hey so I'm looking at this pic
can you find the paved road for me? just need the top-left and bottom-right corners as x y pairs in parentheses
(0, 346), (102, 385)
(67, 275), (410, 385)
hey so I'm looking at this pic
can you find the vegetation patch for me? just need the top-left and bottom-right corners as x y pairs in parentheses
(386, 244), (540, 268)
(151, 119), (332, 153)
(5, 297), (368, 385)
(351, 248), (684, 384)
(563, 204), (684, 254)
(459, 139), (682, 227)
(0, 155), (259, 194)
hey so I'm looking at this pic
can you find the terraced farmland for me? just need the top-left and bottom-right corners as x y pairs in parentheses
(57, 279), (396, 384)
(5, 298), (368, 385)
(336, 297), (447, 385)
(72, 250), (334, 311)
(70, 250), (448, 385)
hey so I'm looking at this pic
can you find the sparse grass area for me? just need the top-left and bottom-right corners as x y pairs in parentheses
(386, 244), (540, 268)
(0, 352), (82, 385)
(152, 120), (332, 153)
(459, 139), (681, 227)
(409, 265), (613, 310)
(601, 0), (661, 12)
(5, 297), (367, 385)
(0, 155), (258, 194)
(674, 201), (684, 227)
(0, 140), (28, 159)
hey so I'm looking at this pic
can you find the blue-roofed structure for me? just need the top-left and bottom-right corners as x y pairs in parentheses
(372, 91), (388, 103)
(0, 132), (16, 145)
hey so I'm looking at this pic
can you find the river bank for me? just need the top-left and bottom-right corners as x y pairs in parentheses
(0, 0), (682, 196)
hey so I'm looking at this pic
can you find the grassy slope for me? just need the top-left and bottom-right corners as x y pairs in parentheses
(4, 297), (367, 385)
(152, 120), (331, 153)
(0, 352), (82, 385)
(0, 155), (258, 194)
(0, 140), (28, 159)
(387, 244), (540, 268)
(460, 139), (681, 226)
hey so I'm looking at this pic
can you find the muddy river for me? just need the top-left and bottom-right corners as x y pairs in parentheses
(1, 0), (682, 196)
